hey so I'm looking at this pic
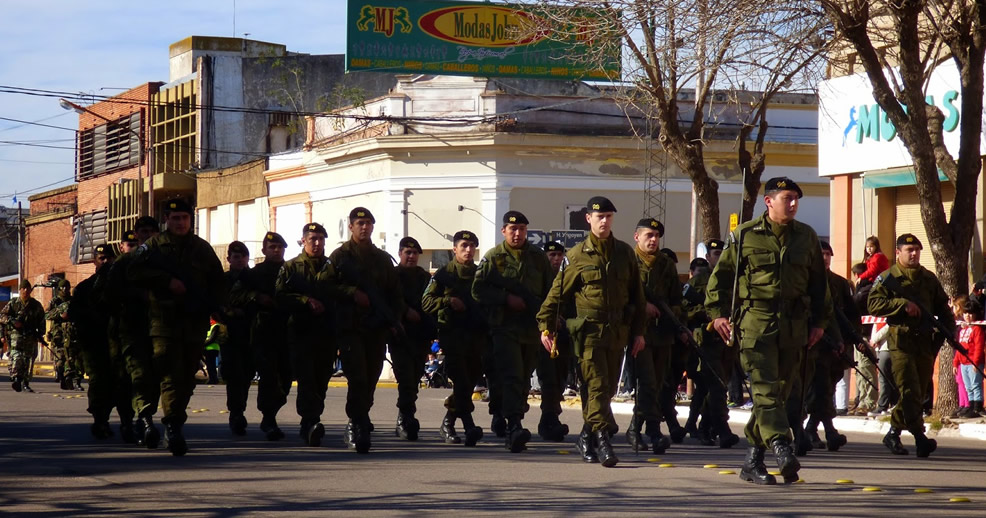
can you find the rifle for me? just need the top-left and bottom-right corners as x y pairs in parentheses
(652, 298), (727, 388)
(336, 258), (406, 339)
(484, 266), (544, 321)
(144, 248), (216, 315)
(432, 268), (488, 331)
(831, 305), (898, 395)
(548, 259), (567, 359)
(876, 273), (986, 380)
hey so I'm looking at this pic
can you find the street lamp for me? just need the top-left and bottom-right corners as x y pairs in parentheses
(59, 98), (153, 217)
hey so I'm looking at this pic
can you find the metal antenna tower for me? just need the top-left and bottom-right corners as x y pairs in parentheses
(642, 109), (668, 220)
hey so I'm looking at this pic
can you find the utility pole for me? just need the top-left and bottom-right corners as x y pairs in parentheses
(17, 200), (23, 287)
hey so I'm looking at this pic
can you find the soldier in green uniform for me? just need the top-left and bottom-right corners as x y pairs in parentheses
(329, 208), (405, 454)
(422, 230), (487, 446)
(625, 218), (684, 455)
(1, 280), (45, 393)
(71, 243), (136, 441)
(392, 236), (436, 440)
(237, 231), (290, 441)
(867, 234), (951, 458)
(46, 279), (73, 389)
(110, 218), (161, 448)
(128, 199), (225, 456)
(681, 240), (741, 449)
(707, 177), (830, 485)
(275, 223), (342, 447)
(473, 211), (554, 453)
(537, 197), (647, 468)
(534, 240), (572, 443)
(220, 241), (256, 436)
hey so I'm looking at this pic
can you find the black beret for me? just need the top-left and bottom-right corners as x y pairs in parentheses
(263, 232), (287, 247)
(896, 233), (923, 249)
(820, 240), (833, 254)
(349, 207), (375, 223)
(660, 247), (678, 263)
(586, 196), (617, 213)
(134, 216), (159, 231)
(706, 239), (724, 251)
(164, 198), (194, 214)
(19, 279), (32, 290)
(303, 222), (328, 237)
(764, 177), (803, 198)
(227, 241), (249, 256)
(544, 241), (565, 253)
(399, 236), (423, 253)
(94, 243), (116, 258)
(122, 230), (139, 243)
(452, 230), (479, 246)
(636, 218), (664, 236)
(502, 210), (529, 225)
(689, 257), (710, 270)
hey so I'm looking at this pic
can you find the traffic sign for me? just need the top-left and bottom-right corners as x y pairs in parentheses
(527, 229), (547, 247)
(550, 230), (587, 249)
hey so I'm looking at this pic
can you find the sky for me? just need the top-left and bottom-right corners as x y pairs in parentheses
(0, 0), (349, 207)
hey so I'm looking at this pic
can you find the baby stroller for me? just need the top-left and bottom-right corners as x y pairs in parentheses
(423, 351), (452, 389)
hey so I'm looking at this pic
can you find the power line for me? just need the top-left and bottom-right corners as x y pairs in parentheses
(0, 116), (77, 132)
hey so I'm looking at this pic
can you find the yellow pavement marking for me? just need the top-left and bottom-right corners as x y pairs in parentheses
(768, 471), (781, 476)
(836, 479), (854, 484)
(557, 450), (571, 454)
(646, 458), (661, 463)
(658, 463), (674, 468)
(703, 464), (719, 469)
(718, 470), (737, 475)
(949, 497), (971, 503)
(914, 488), (934, 494)
(862, 487), (882, 492)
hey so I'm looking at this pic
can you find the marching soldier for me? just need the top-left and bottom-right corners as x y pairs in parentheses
(128, 199), (225, 456)
(473, 211), (554, 453)
(625, 218), (683, 455)
(393, 236), (435, 440)
(1, 280), (45, 393)
(241, 231), (291, 441)
(329, 207), (405, 454)
(45, 279), (74, 389)
(707, 177), (831, 485)
(275, 223), (341, 447)
(422, 230), (486, 446)
(867, 234), (952, 458)
(534, 241), (572, 442)
(109, 218), (161, 447)
(221, 241), (256, 436)
(537, 197), (646, 468)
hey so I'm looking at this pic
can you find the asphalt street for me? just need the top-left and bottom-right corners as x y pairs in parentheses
(2, 377), (985, 517)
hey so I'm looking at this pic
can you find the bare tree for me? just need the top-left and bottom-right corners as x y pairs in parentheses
(821, 0), (986, 418)
(526, 0), (827, 237)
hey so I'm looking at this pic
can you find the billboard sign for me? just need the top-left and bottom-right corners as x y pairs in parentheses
(347, 0), (621, 80)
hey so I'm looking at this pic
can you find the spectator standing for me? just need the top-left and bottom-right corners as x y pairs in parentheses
(858, 236), (890, 284)
(955, 298), (985, 418)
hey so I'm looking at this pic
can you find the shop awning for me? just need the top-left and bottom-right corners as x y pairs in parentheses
(862, 168), (948, 189)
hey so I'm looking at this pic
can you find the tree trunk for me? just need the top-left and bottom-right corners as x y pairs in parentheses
(692, 174), (721, 240)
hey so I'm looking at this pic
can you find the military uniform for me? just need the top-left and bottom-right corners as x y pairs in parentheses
(1, 281), (45, 392)
(626, 218), (682, 454)
(330, 209), (405, 453)
(537, 197), (646, 468)
(867, 234), (951, 458)
(45, 280), (75, 388)
(422, 233), (487, 446)
(473, 212), (554, 452)
(127, 201), (225, 456)
(221, 241), (257, 435)
(275, 224), (341, 447)
(706, 177), (831, 484)
(534, 241), (573, 442)
(393, 236), (435, 440)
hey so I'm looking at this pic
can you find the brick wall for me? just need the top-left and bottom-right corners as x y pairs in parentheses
(76, 83), (158, 132)
(77, 167), (140, 214)
(28, 185), (77, 215)
(24, 216), (93, 309)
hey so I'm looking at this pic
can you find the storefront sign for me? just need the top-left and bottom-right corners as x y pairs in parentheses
(346, 0), (620, 80)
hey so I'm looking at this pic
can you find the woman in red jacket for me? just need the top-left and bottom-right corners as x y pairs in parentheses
(858, 236), (890, 283)
(956, 298), (986, 417)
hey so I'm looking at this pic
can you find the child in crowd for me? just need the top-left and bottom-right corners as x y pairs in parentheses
(956, 297), (985, 418)
(858, 236), (890, 284)
(952, 296), (971, 415)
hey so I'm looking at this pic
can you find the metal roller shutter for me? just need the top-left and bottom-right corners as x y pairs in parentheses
(894, 183), (954, 272)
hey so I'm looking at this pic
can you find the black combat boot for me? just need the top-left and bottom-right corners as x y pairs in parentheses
(307, 421), (325, 447)
(260, 416), (284, 441)
(696, 420), (715, 446)
(491, 413), (507, 438)
(460, 414), (484, 447)
(440, 412), (461, 444)
(11, 377), (22, 392)
(353, 418), (371, 454)
(22, 381), (33, 392)
(60, 378), (73, 390)
(575, 425), (598, 463)
(739, 446), (777, 485)
(140, 416), (160, 449)
(715, 420), (739, 449)
(914, 432), (937, 458)
(165, 423), (187, 456)
(625, 415), (648, 453)
(538, 414), (569, 442)
(683, 414), (699, 439)
(505, 417), (531, 453)
(229, 413), (248, 436)
(396, 411), (420, 441)
(823, 419), (847, 452)
(667, 421), (686, 444)
(342, 420), (354, 447)
(806, 429), (825, 451)
(120, 420), (137, 444)
(771, 438), (801, 483)
(882, 427), (908, 455)
(594, 430), (619, 467)
(645, 420), (671, 454)
(90, 420), (113, 440)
